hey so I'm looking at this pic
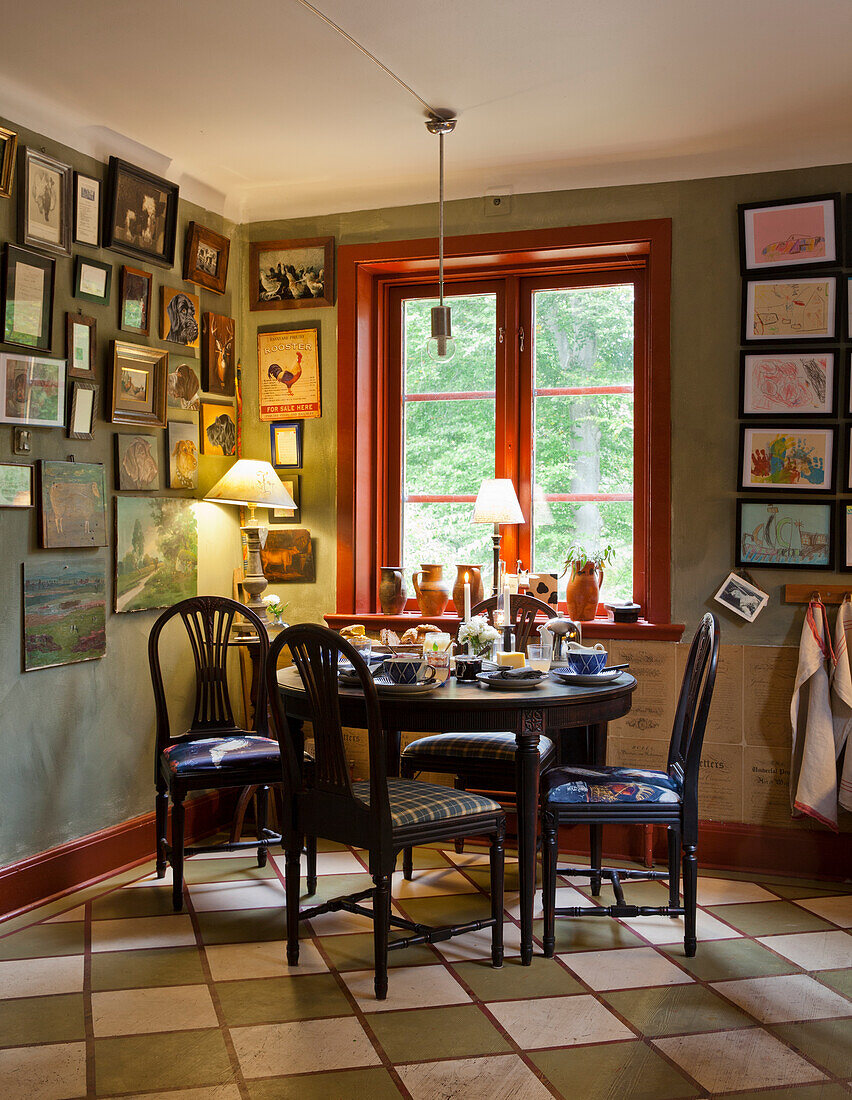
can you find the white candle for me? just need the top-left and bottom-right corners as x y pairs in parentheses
(463, 571), (471, 622)
(503, 579), (512, 628)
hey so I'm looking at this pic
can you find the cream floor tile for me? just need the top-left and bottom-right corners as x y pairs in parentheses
(305, 903), (404, 936)
(696, 878), (778, 906)
(488, 993), (634, 1049)
(91, 914), (196, 952)
(794, 895), (852, 927)
(187, 879), (286, 912)
(0, 954), (84, 999)
(391, 867), (479, 898)
(757, 930), (852, 971)
(505, 887), (594, 921)
(302, 850), (368, 875)
(341, 963), (471, 1012)
(711, 973), (852, 1024)
(434, 921), (523, 962)
(627, 909), (742, 945)
(204, 938), (328, 980)
(231, 1016), (380, 1077)
(101, 1088), (241, 1100)
(45, 905), (87, 924)
(654, 1027), (827, 1092)
(92, 983), (219, 1036)
(558, 946), (694, 991)
(0, 1041), (87, 1100)
(397, 1053), (553, 1100)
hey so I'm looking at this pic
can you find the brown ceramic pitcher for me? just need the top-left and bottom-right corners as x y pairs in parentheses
(412, 563), (451, 616)
(563, 561), (604, 621)
(379, 566), (407, 615)
(452, 565), (485, 613)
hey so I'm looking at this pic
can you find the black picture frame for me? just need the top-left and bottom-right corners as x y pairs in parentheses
(104, 157), (179, 268)
(735, 498), (834, 570)
(74, 256), (112, 305)
(271, 474), (301, 523)
(67, 380), (98, 440)
(2, 244), (55, 352)
(738, 422), (837, 495)
(269, 421), (303, 468)
(18, 146), (72, 257)
(838, 501), (852, 572)
(741, 274), (840, 345)
(738, 194), (841, 274)
(738, 348), (839, 419)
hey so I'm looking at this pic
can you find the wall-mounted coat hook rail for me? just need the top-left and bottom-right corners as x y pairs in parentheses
(784, 585), (852, 605)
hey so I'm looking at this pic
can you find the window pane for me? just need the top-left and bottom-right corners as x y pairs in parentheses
(403, 502), (494, 585)
(533, 284), (634, 388)
(533, 501), (633, 604)
(404, 399), (495, 496)
(534, 393), (634, 495)
(404, 294), (497, 395)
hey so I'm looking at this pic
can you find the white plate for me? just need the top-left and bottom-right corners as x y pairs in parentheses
(551, 668), (622, 686)
(475, 672), (546, 691)
(373, 673), (443, 695)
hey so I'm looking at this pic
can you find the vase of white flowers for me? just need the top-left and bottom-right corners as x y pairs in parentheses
(262, 594), (289, 633)
(457, 613), (500, 658)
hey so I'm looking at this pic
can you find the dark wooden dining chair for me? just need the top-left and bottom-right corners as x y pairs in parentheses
(267, 622), (506, 1000)
(540, 612), (719, 958)
(400, 594), (557, 875)
(150, 595), (316, 912)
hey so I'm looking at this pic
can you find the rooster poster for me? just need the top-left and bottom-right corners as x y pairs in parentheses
(257, 325), (321, 421)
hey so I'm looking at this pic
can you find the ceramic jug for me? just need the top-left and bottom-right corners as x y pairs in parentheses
(412, 563), (451, 616)
(379, 566), (407, 615)
(564, 561), (604, 621)
(452, 564), (484, 613)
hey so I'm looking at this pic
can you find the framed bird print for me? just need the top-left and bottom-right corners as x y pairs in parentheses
(257, 324), (321, 421)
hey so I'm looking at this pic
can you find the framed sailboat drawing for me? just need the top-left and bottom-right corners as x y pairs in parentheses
(736, 499), (833, 569)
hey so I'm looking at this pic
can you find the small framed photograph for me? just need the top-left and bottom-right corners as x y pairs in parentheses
(200, 400), (237, 456)
(167, 420), (200, 488)
(115, 433), (160, 491)
(838, 501), (852, 572)
(160, 286), (200, 351)
(739, 194), (841, 273)
(104, 156), (179, 268)
(249, 236), (333, 311)
(271, 474), (300, 522)
(119, 265), (153, 336)
(742, 275), (839, 343)
(65, 313), (96, 379)
(713, 572), (769, 623)
(38, 460), (108, 548)
(270, 420), (303, 468)
(0, 353), (66, 427)
(110, 340), (167, 428)
(183, 222), (230, 294)
(167, 359), (200, 410)
(736, 499), (833, 569)
(740, 424), (835, 493)
(74, 256), (112, 305)
(67, 380), (98, 440)
(0, 462), (33, 508)
(18, 147), (72, 256)
(3, 245), (55, 351)
(739, 349), (837, 418)
(0, 126), (17, 198)
(73, 172), (100, 247)
(257, 325), (321, 421)
(201, 312), (235, 396)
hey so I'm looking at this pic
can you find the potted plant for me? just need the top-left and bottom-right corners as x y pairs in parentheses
(262, 593), (289, 632)
(561, 543), (614, 621)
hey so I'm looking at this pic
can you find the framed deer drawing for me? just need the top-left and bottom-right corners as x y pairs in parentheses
(201, 312), (235, 396)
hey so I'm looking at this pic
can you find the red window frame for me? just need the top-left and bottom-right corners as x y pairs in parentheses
(336, 220), (672, 624)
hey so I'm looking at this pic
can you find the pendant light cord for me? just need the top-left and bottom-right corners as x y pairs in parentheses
(438, 130), (445, 307)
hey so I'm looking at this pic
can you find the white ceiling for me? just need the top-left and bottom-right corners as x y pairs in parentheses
(3, 0), (851, 223)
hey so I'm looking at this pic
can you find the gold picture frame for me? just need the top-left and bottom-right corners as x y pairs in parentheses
(110, 340), (168, 428)
(0, 126), (17, 199)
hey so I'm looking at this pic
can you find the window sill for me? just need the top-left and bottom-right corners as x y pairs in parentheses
(324, 612), (684, 642)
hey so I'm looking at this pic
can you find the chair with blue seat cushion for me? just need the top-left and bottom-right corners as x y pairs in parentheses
(150, 596), (316, 912)
(540, 612), (719, 959)
(267, 622), (506, 1001)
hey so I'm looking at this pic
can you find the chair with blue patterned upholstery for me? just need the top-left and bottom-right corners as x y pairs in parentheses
(150, 596), (316, 912)
(267, 622), (506, 1000)
(540, 612), (719, 958)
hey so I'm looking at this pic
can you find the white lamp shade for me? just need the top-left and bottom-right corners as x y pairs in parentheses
(472, 478), (524, 525)
(204, 459), (296, 509)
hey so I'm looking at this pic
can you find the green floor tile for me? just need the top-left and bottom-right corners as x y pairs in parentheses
(90, 946), (206, 991)
(318, 932), (438, 971)
(181, 857), (278, 883)
(705, 901), (836, 937)
(581, 878), (674, 907)
(369, 1003), (509, 1063)
(301, 873), (374, 904)
(0, 921), (85, 960)
(453, 956), (584, 1000)
(767, 884), (852, 901)
(394, 892), (493, 929)
(602, 984), (754, 1037)
(247, 1066), (402, 1099)
(94, 1028), (233, 1094)
(216, 973), (353, 1026)
(771, 1018), (852, 1077)
(466, 864), (541, 892)
(394, 847), (454, 871)
(195, 905), (287, 945)
(91, 885), (177, 920)
(0, 993), (86, 1047)
(532, 916), (644, 953)
(661, 938), (802, 981)
(532, 1040), (699, 1100)
(814, 968), (852, 998)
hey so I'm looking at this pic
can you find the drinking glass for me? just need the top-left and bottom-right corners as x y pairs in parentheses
(526, 643), (552, 673)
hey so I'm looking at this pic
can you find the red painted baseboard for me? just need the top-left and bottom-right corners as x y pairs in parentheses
(0, 790), (237, 923)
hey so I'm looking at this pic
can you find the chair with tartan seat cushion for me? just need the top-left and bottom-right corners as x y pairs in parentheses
(150, 596), (316, 912)
(267, 622), (506, 1001)
(400, 594), (557, 876)
(540, 612), (719, 959)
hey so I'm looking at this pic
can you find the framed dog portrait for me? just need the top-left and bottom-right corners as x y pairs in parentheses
(257, 325), (321, 421)
(119, 266), (153, 336)
(110, 341), (167, 428)
(167, 420), (200, 489)
(167, 359), (200, 411)
(104, 157), (179, 268)
(18, 147), (72, 256)
(3, 245), (55, 351)
(200, 401), (237, 456)
(201, 313), (235, 396)
(66, 313), (96, 380)
(249, 236), (333, 311)
(160, 287), (200, 352)
(115, 433), (160, 491)
(183, 222), (230, 294)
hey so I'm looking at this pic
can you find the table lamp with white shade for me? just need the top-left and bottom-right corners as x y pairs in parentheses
(472, 478), (524, 596)
(204, 459), (296, 621)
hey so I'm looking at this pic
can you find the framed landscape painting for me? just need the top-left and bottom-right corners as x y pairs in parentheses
(249, 236), (333, 311)
(739, 350), (837, 418)
(0, 353), (65, 427)
(736, 499), (833, 569)
(739, 194), (840, 273)
(23, 560), (106, 671)
(115, 433), (160, 491)
(739, 425), (835, 494)
(0, 462), (33, 508)
(104, 157), (178, 268)
(39, 460), (108, 548)
(114, 496), (197, 612)
(742, 276), (839, 343)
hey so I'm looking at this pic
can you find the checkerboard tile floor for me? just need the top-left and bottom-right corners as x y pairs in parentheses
(0, 840), (849, 1099)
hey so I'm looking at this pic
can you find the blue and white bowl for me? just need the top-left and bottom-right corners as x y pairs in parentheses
(567, 650), (607, 676)
(384, 656), (433, 685)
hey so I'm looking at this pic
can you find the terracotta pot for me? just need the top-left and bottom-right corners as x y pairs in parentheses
(564, 561), (603, 621)
(452, 564), (484, 613)
(379, 566), (407, 615)
(412, 563), (451, 616)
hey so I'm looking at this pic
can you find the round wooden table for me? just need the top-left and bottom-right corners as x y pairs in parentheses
(278, 668), (637, 964)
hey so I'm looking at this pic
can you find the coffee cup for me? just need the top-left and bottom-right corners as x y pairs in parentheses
(454, 656), (482, 682)
(384, 656), (436, 685)
(565, 641), (607, 675)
